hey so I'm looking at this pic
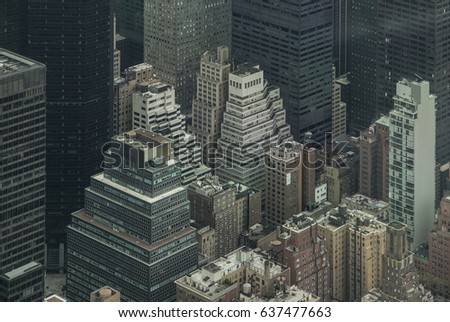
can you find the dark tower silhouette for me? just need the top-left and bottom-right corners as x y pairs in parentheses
(27, 0), (113, 271)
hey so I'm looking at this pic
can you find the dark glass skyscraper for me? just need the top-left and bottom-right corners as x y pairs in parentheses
(333, 0), (349, 76)
(348, 0), (378, 132)
(0, 0), (27, 55)
(27, 0), (113, 271)
(115, 0), (144, 68)
(0, 49), (46, 301)
(232, 0), (333, 142)
(377, 0), (450, 164)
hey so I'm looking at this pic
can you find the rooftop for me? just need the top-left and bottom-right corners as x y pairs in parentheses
(388, 221), (407, 231)
(281, 214), (315, 233)
(343, 194), (389, 214)
(233, 63), (261, 77)
(189, 176), (227, 196)
(115, 129), (173, 147)
(0, 49), (45, 77)
(375, 115), (390, 128)
(319, 206), (386, 233)
(241, 285), (320, 302)
(269, 141), (302, 161)
(44, 294), (67, 302)
(1, 261), (42, 281)
(176, 247), (284, 298)
(125, 62), (153, 73)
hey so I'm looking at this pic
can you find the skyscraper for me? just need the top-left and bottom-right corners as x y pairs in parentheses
(27, 0), (113, 270)
(0, 0), (27, 55)
(216, 64), (292, 205)
(377, 0), (450, 164)
(0, 49), (46, 301)
(232, 0), (333, 142)
(332, 66), (347, 140)
(115, 0), (145, 67)
(132, 82), (211, 185)
(144, 0), (231, 112)
(389, 80), (436, 249)
(333, 0), (349, 76)
(189, 47), (231, 168)
(348, 0), (379, 131)
(66, 129), (198, 301)
(265, 142), (303, 228)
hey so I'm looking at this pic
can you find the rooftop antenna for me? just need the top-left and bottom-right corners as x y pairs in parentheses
(413, 73), (424, 81)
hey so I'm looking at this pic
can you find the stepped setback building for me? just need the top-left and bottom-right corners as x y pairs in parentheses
(216, 64), (291, 205)
(66, 130), (198, 301)
(133, 82), (211, 185)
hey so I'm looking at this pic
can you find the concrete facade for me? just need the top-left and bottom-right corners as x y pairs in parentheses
(389, 80), (436, 249)
(144, 0), (231, 112)
(216, 64), (292, 207)
(189, 47), (231, 168)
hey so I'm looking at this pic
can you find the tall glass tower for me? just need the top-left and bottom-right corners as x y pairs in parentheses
(0, 0), (27, 55)
(232, 0), (334, 142)
(348, 0), (379, 132)
(0, 49), (46, 301)
(115, 0), (145, 67)
(27, 0), (113, 271)
(377, 0), (450, 164)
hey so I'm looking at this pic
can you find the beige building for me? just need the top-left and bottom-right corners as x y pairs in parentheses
(332, 66), (347, 140)
(322, 165), (356, 207)
(265, 142), (303, 227)
(189, 47), (231, 168)
(316, 206), (348, 301)
(112, 63), (156, 135)
(192, 223), (216, 263)
(175, 247), (290, 302)
(317, 205), (386, 301)
(90, 286), (121, 302)
(359, 116), (390, 202)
